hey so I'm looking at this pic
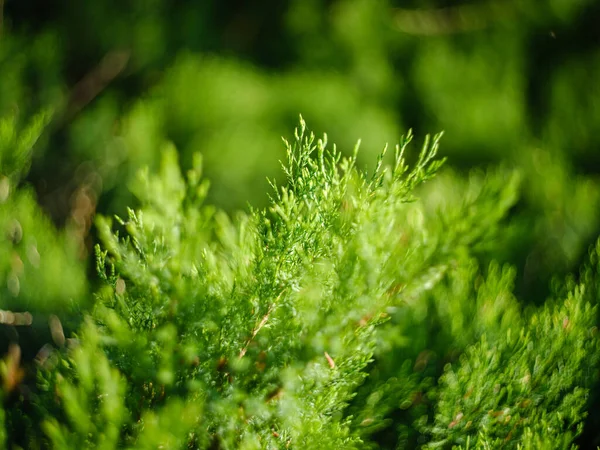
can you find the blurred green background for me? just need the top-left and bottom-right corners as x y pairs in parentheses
(2, 1), (600, 447)
(2, 0), (600, 307)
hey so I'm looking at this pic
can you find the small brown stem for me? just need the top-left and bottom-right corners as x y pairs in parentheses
(324, 351), (335, 369)
(239, 291), (284, 359)
(63, 49), (130, 121)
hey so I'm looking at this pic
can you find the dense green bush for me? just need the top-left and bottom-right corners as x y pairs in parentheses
(2, 0), (600, 447)
(1, 116), (599, 448)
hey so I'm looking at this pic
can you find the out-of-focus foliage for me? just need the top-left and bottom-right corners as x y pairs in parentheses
(0, 112), (87, 313)
(2, 0), (600, 447)
(3, 0), (599, 300)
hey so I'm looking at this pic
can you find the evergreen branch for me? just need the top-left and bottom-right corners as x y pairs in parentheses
(5, 118), (594, 448)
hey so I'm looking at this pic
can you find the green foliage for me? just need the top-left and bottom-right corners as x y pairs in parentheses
(2, 118), (598, 448)
(2, 1), (600, 448)
(427, 277), (599, 448)
(86, 119), (445, 448)
(5, 0), (599, 310)
(0, 111), (52, 181)
(42, 320), (127, 450)
(0, 113), (87, 313)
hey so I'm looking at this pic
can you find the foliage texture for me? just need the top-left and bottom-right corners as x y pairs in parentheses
(1, 117), (599, 448)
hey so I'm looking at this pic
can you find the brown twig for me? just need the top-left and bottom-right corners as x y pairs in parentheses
(63, 49), (131, 121)
(324, 351), (335, 369)
(239, 292), (284, 359)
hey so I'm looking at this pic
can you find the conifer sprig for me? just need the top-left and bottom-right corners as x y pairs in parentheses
(2, 118), (598, 449)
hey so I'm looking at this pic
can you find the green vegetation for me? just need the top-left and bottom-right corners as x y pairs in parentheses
(1, 115), (599, 448)
(1, 1), (600, 448)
